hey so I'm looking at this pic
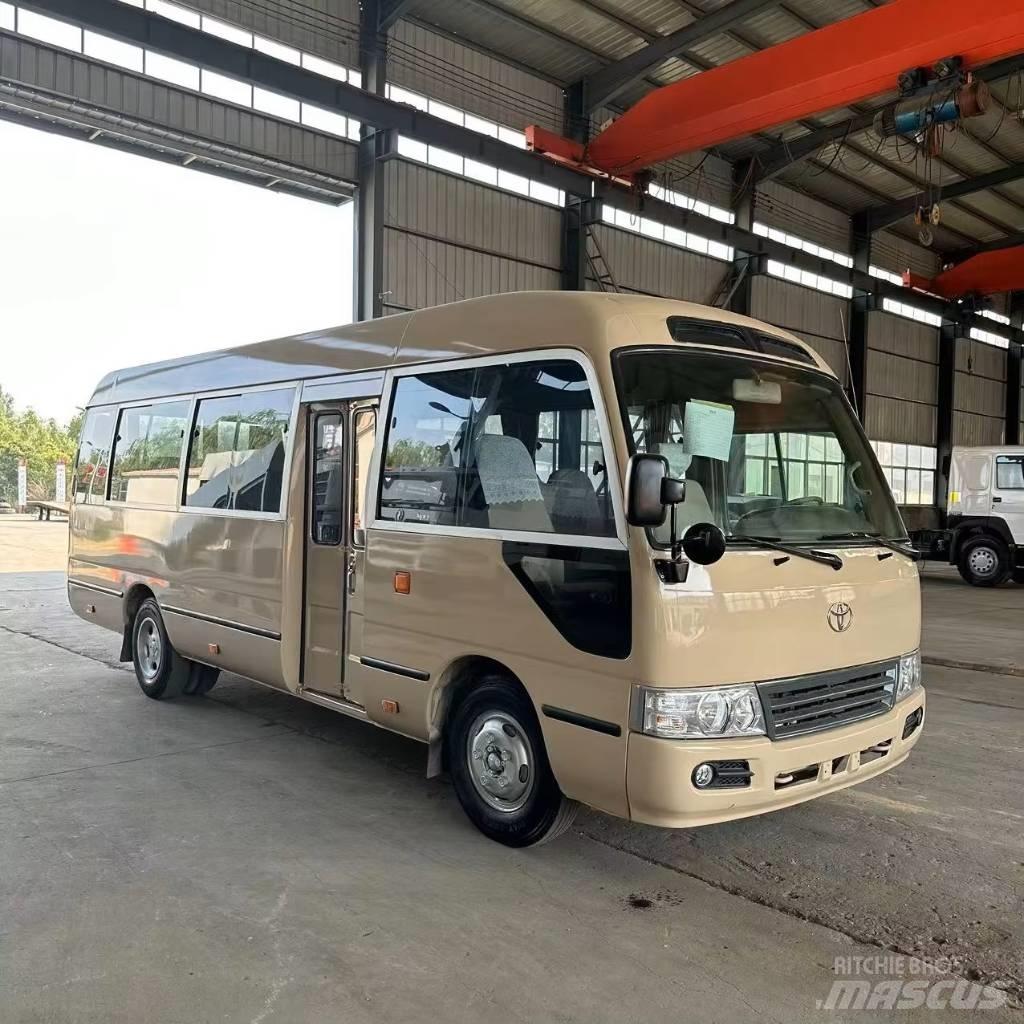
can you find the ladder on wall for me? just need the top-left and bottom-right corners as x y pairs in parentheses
(707, 258), (749, 309)
(585, 225), (620, 292)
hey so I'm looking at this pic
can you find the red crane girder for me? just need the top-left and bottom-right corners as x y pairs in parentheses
(905, 247), (1024, 300)
(528, 0), (1024, 178)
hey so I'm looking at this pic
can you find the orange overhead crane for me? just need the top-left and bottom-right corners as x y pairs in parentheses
(905, 247), (1024, 300)
(527, 0), (1024, 181)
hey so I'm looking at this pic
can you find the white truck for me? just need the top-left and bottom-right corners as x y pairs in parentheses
(914, 446), (1024, 586)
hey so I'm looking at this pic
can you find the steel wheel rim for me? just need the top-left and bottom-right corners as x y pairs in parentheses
(466, 710), (535, 813)
(137, 616), (162, 682)
(968, 546), (997, 577)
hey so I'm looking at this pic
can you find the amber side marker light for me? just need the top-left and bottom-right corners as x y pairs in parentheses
(394, 571), (411, 594)
(381, 699), (400, 714)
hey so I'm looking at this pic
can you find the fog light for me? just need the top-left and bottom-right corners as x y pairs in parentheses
(692, 763), (715, 788)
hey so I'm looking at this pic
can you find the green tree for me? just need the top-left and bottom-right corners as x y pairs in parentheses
(0, 386), (78, 504)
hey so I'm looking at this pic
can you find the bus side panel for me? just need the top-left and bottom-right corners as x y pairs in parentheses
(69, 502), (288, 689)
(358, 528), (632, 820)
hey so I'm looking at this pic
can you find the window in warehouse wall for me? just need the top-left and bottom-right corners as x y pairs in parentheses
(871, 442), (936, 505)
(882, 298), (942, 328)
(600, 205), (734, 262)
(969, 326), (1009, 349)
(5, 2), (363, 142)
(765, 259), (853, 299)
(755, 223), (853, 270)
(742, 432), (846, 503)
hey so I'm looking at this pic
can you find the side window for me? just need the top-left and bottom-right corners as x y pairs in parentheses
(185, 388), (294, 513)
(380, 369), (474, 526)
(108, 400), (191, 505)
(74, 408), (116, 504)
(996, 456), (1024, 490)
(352, 408), (377, 537)
(380, 359), (616, 538)
(311, 413), (343, 545)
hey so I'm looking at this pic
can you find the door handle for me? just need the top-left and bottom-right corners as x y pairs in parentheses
(992, 496), (1002, 504)
(347, 550), (357, 594)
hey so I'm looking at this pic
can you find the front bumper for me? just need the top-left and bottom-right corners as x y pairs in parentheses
(626, 690), (925, 827)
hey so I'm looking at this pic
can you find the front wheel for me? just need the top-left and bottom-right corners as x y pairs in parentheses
(446, 678), (577, 847)
(957, 537), (1010, 587)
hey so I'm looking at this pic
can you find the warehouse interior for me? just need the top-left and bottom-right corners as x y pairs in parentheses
(2, 0), (1022, 531)
(2, 0), (1024, 1020)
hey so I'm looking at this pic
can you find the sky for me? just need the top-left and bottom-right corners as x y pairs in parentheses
(0, 119), (353, 424)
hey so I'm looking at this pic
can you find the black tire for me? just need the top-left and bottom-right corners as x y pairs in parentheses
(446, 677), (578, 847)
(184, 663), (221, 696)
(957, 536), (1011, 587)
(131, 598), (190, 699)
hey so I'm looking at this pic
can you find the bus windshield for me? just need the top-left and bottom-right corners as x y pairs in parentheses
(615, 348), (906, 546)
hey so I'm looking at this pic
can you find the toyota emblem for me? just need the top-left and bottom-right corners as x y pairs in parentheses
(827, 602), (853, 633)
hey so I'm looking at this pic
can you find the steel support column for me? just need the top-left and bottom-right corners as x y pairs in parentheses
(562, 81), (588, 292)
(1007, 293), (1024, 444)
(727, 159), (756, 315)
(937, 324), (959, 502)
(355, 0), (385, 321)
(848, 215), (871, 422)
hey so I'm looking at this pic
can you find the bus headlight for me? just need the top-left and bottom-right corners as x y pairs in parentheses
(896, 650), (922, 701)
(640, 686), (766, 739)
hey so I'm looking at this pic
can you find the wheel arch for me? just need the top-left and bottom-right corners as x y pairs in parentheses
(426, 654), (528, 778)
(949, 516), (1015, 561)
(119, 583), (156, 662)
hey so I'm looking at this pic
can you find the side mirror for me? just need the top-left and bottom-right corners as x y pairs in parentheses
(625, 454), (669, 527)
(682, 522), (726, 566)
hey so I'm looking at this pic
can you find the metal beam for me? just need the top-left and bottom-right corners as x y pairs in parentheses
(378, 0), (416, 33)
(1008, 293), (1024, 444)
(937, 324), (957, 502)
(848, 223), (871, 422)
(583, 0), (779, 110)
(863, 163), (1024, 231)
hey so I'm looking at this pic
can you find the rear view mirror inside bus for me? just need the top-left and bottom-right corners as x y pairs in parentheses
(733, 377), (782, 404)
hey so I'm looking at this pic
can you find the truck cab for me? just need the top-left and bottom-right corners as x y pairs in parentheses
(942, 446), (1024, 585)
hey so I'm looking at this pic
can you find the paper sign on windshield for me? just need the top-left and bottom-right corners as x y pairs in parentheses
(682, 399), (735, 462)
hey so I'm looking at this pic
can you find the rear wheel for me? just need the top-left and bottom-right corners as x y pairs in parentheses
(446, 677), (577, 847)
(131, 598), (190, 699)
(957, 536), (1010, 587)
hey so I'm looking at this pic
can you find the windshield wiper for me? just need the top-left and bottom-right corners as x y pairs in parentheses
(818, 531), (921, 561)
(729, 535), (843, 570)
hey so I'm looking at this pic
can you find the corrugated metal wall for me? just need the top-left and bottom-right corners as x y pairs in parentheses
(954, 340), (1007, 446)
(179, 0), (361, 67)
(388, 21), (563, 134)
(0, 34), (359, 182)
(872, 230), (942, 279)
(754, 180), (850, 253)
(586, 226), (725, 301)
(380, 160), (561, 312)
(864, 312), (937, 445)
(751, 276), (850, 386)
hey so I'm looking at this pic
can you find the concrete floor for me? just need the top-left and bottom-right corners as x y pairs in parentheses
(1, 521), (1022, 1022)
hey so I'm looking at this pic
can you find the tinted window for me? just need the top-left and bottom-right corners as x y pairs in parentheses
(381, 360), (616, 537)
(74, 408), (115, 504)
(996, 456), (1024, 490)
(311, 412), (343, 545)
(108, 400), (190, 505)
(185, 389), (293, 513)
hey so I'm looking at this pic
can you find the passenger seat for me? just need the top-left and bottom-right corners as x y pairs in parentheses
(546, 468), (601, 536)
(475, 435), (553, 532)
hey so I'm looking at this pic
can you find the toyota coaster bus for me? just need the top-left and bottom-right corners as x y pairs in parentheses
(69, 292), (925, 846)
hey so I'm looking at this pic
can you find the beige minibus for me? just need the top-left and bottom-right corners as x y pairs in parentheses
(69, 291), (925, 846)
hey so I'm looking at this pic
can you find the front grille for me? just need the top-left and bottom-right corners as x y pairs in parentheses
(758, 662), (897, 740)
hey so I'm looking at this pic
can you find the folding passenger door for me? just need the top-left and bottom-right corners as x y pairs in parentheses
(301, 396), (378, 700)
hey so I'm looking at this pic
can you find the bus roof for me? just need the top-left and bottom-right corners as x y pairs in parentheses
(86, 291), (833, 407)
